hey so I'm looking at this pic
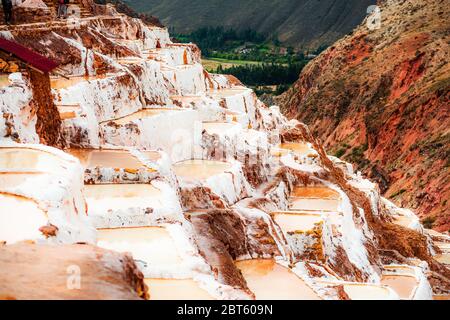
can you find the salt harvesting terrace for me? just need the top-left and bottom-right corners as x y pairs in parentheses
(289, 186), (341, 212)
(97, 226), (214, 300)
(102, 108), (181, 126)
(50, 75), (109, 90)
(272, 212), (323, 234)
(235, 259), (321, 300)
(68, 148), (159, 171)
(202, 122), (241, 135)
(84, 184), (163, 215)
(0, 147), (70, 172)
(172, 160), (232, 182)
(0, 193), (47, 244)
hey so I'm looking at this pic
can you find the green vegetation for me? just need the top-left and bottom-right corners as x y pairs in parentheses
(421, 216), (436, 229)
(173, 26), (314, 95)
(389, 189), (406, 199)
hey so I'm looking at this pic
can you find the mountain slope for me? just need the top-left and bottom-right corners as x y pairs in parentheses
(279, 0), (449, 231)
(125, 0), (375, 49)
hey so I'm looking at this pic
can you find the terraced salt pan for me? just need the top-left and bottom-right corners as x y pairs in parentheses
(236, 259), (320, 300)
(292, 187), (340, 199)
(289, 186), (341, 212)
(289, 198), (339, 212)
(381, 275), (418, 299)
(0, 74), (11, 87)
(85, 184), (163, 213)
(97, 227), (183, 269)
(202, 122), (240, 135)
(0, 193), (47, 244)
(144, 279), (214, 300)
(343, 284), (397, 300)
(56, 104), (80, 120)
(101, 108), (199, 163)
(173, 160), (232, 182)
(68, 148), (158, 169)
(435, 254), (450, 265)
(208, 87), (251, 98)
(50, 75), (107, 90)
(0, 147), (68, 172)
(106, 108), (180, 126)
(273, 212), (323, 233)
(277, 142), (314, 156)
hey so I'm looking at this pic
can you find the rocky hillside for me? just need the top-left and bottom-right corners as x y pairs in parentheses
(279, 0), (449, 231)
(125, 0), (375, 49)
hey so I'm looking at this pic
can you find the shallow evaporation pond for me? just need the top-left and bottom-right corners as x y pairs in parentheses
(0, 74), (11, 88)
(144, 279), (214, 300)
(50, 75), (107, 90)
(172, 160), (232, 181)
(235, 259), (320, 300)
(380, 275), (417, 299)
(208, 87), (250, 98)
(290, 198), (340, 212)
(0, 193), (47, 244)
(292, 186), (340, 199)
(68, 149), (155, 170)
(435, 254), (450, 265)
(109, 108), (179, 126)
(202, 122), (238, 135)
(84, 184), (163, 212)
(97, 227), (183, 268)
(0, 148), (66, 172)
(277, 142), (314, 156)
(343, 284), (394, 300)
(273, 213), (322, 233)
(393, 215), (415, 228)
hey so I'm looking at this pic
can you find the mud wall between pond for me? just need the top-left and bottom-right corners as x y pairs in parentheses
(28, 69), (63, 148)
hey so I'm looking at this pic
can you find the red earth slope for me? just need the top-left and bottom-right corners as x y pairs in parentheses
(279, 0), (449, 231)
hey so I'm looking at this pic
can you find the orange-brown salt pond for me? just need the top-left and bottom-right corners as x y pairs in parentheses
(277, 142), (314, 156)
(289, 186), (340, 212)
(273, 212), (322, 233)
(106, 108), (179, 125)
(343, 284), (395, 300)
(235, 259), (320, 300)
(380, 275), (417, 299)
(172, 160), (232, 181)
(68, 149), (159, 170)
(0, 147), (67, 172)
(51, 75), (107, 90)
